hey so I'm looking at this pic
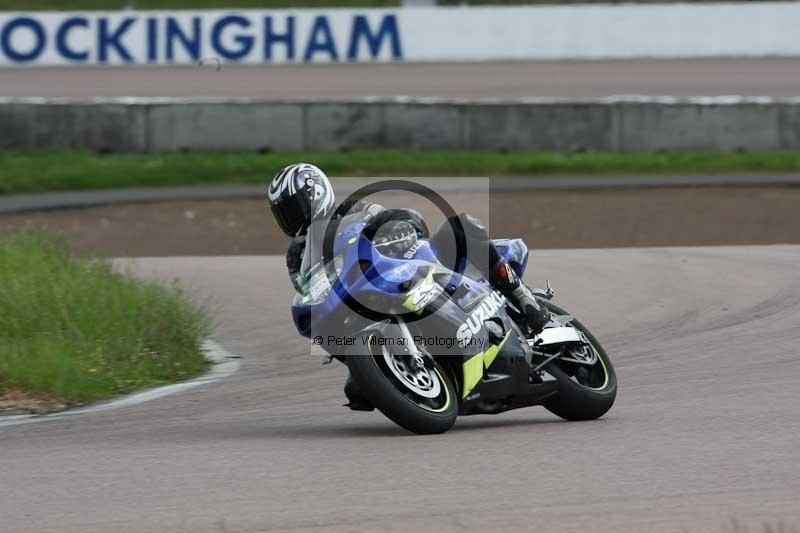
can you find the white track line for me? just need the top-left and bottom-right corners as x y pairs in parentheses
(0, 339), (241, 429)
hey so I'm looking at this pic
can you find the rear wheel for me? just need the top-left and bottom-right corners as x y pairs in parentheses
(536, 300), (617, 421)
(346, 332), (458, 435)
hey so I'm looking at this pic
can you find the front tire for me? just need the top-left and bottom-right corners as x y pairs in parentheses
(346, 333), (458, 435)
(538, 301), (617, 421)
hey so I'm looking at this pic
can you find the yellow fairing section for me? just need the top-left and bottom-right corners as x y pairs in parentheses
(462, 354), (484, 399)
(483, 332), (511, 369)
(402, 270), (436, 314)
(461, 331), (511, 399)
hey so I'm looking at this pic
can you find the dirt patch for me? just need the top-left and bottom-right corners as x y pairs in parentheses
(1, 187), (799, 256)
(0, 387), (77, 416)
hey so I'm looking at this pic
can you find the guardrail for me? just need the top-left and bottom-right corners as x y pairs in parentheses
(1, 96), (798, 153)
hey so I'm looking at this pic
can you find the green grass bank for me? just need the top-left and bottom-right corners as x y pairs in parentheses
(0, 233), (210, 404)
(1, 149), (800, 196)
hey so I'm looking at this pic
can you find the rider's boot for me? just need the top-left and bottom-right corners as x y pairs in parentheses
(344, 372), (375, 411)
(490, 259), (550, 335)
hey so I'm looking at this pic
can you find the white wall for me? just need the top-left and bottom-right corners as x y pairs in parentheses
(2, 3), (800, 67)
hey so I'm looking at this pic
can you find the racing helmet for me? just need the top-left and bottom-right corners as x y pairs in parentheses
(268, 163), (335, 237)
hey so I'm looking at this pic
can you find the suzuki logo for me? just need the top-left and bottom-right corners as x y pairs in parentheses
(456, 292), (505, 346)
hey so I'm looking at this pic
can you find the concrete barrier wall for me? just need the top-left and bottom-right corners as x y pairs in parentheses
(1, 97), (799, 153)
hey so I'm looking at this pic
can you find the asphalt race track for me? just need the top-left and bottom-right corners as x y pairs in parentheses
(1, 246), (799, 532)
(4, 59), (800, 98)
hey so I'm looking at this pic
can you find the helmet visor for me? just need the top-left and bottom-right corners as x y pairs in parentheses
(271, 194), (310, 237)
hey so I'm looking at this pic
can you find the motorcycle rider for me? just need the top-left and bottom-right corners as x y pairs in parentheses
(268, 163), (550, 409)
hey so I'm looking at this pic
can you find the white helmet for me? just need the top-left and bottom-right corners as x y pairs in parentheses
(268, 163), (335, 237)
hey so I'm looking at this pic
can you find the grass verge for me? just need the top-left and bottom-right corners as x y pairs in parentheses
(0, 232), (210, 405)
(2, 149), (800, 195)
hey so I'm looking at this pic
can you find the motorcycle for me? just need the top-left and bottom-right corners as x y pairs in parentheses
(291, 212), (617, 435)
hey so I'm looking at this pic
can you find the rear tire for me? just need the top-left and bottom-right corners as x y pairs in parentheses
(346, 334), (458, 435)
(539, 301), (617, 421)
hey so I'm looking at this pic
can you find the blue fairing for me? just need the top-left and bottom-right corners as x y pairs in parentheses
(290, 221), (530, 340)
(291, 219), (438, 338)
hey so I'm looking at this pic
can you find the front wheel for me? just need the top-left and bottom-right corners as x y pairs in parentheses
(346, 332), (458, 435)
(537, 300), (617, 421)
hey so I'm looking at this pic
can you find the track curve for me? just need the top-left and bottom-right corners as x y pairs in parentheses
(1, 247), (799, 532)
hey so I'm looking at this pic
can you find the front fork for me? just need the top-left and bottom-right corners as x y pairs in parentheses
(396, 318), (433, 370)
